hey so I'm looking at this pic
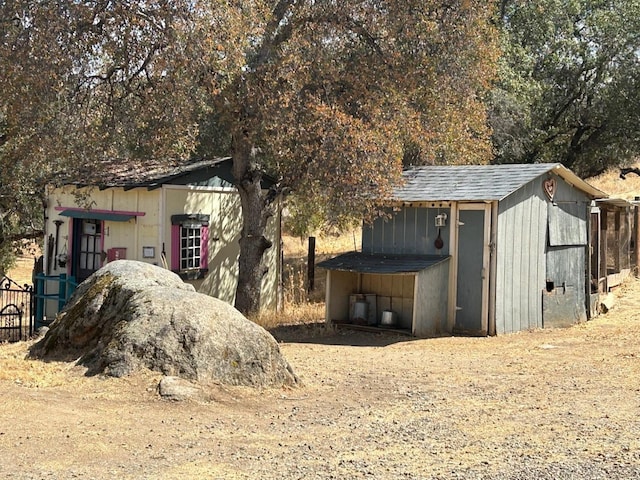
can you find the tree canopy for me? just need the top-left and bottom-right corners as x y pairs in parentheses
(1, 1), (498, 311)
(490, 0), (640, 177)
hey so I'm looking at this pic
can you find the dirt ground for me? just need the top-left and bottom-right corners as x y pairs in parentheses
(0, 274), (639, 480)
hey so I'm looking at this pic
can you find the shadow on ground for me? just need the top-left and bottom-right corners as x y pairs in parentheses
(268, 322), (420, 347)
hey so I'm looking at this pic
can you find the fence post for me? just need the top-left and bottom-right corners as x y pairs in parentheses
(58, 274), (67, 312)
(35, 274), (45, 329)
(66, 276), (77, 302)
(307, 236), (316, 293)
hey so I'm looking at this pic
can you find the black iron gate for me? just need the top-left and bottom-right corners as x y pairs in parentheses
(0, 275), (34, 342)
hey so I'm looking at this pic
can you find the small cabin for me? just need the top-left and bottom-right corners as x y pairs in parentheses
(319, 163), (607, 336)
(42, 158), (281, 318)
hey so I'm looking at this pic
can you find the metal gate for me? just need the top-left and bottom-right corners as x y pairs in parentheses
(0, 275), (34, 342)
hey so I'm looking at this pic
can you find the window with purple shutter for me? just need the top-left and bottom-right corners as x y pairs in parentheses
(170, 214), (210, 279)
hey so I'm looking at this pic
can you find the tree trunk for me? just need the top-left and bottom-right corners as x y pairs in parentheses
(232, 133), (273, 315)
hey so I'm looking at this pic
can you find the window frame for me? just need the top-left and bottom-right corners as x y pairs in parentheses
(170, 214), (209, 279)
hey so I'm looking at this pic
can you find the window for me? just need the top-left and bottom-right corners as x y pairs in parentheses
(171, 214), (209, 278)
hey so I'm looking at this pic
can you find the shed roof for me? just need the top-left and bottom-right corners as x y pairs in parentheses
(317, 252), (450, 274)
(393, 163), (606, 202)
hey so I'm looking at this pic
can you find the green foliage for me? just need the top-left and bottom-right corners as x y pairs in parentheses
(491, 0), (640, 177)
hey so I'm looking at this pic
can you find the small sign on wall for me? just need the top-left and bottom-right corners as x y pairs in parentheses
(142, 246), (155, 258)
(107, 247), (127, 262)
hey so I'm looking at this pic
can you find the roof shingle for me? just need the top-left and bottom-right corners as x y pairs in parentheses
(393, 163), (605, 202)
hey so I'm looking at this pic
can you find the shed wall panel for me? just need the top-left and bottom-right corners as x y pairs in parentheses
(496, 173), (591, 333)
(543, 176), (590, 325)
(357, 273), (415, 327)
(413, 259), (450, 337)
(326, 270), (359, 323)
(415, 208), (429, 253)
(363, 207), (451, 255)
(495, 179), (547, 333)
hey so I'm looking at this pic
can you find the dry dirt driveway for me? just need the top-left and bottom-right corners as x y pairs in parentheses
(1, 281), (640, 479)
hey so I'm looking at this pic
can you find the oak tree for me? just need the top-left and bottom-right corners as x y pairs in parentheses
(1, 1), (498, 313)
(490, 0), (640, 177)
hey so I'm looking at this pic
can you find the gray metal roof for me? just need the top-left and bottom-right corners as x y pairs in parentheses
(393, 163), (606, 202)
(317, 252), (450, 274)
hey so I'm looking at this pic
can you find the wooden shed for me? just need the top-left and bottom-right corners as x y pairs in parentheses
(319, 163), (606, 337)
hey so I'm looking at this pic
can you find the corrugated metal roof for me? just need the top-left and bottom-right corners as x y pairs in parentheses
(393, 163), (606, 202)
(317, 252), (450, 274)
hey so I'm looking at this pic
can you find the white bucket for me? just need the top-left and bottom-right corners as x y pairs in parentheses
(380, 310), (397, 327)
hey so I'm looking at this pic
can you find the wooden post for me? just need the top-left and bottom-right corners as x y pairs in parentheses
(307, 236), (315, 293)
(35, 273), (45, 328)
(599, 210), (608, 292)
(614, 210), (621, 274)
(635, 199), (640, 275)
(58, 274), (67, 312)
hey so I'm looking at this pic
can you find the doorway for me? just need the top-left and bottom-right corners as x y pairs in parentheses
(71, 219), (103, 282)
(454, 204), (491, 335)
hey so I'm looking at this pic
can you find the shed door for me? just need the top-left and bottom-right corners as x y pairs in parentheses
(455, 204), (491, 335)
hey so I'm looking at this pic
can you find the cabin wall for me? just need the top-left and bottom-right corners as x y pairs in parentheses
(46, 184), (280, 311)
(45, 186), (161, 275)
(362, 205), (452, 255)
(164, 186), (280, 310)
(163, 185), (281, 309)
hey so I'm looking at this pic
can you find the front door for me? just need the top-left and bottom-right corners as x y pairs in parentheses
(72, 219), (103, 282)
(454, 204), (491, 335)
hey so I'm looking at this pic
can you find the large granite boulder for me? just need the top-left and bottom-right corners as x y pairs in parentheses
(30, 260), (297, 387)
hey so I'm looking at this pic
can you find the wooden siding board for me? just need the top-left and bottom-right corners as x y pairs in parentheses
(413, 260), (450, 337)
(365, 206), (451, 256)
(380, 275), (393, 297)
(512, 189), (525, 332)
(496, 178), (548, 334)
(392, 272), (404, 298)
(381, 215), (394, 252)
(362, 222), (373, 253)
(533, 192), (546, 329)
(548, 202), (588, 246)
(400, 297), (413, 329)
(416, 208), (429, 253)
(372, 216), (385, 253)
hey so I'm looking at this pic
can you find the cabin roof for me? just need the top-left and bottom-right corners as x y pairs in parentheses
(52, 157), (276, 190)
(394, 163), (606, 202)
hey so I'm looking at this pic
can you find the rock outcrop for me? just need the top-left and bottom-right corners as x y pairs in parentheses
(30, 261), (297, 388)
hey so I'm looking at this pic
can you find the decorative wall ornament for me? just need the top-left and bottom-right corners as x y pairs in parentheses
(543, 177), (556, 201)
